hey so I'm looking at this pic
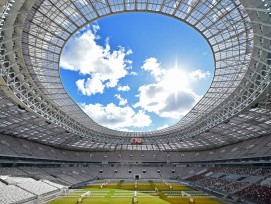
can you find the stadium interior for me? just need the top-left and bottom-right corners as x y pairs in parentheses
(1, 0), (271, 203)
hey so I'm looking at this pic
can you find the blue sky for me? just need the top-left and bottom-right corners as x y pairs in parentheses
(60, 13), (213, 131)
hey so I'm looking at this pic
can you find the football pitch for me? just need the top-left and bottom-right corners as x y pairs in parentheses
(50, 180), (223, 204)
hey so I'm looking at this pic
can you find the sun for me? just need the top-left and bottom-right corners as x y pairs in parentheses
(162, 67), (189, 92)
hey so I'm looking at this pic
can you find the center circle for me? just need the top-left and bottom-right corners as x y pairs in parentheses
(60, 12), (213, 132)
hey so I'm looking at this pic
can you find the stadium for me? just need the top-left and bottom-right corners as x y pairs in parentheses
(0, 0), (271, 203)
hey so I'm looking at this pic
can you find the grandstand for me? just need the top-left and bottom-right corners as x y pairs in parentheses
(1, 0), (271, 203)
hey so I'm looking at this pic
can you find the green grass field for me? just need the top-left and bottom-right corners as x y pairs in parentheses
(50, 180), (223, 204)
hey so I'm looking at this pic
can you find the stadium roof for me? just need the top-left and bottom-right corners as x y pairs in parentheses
(0, 0), (271, 151)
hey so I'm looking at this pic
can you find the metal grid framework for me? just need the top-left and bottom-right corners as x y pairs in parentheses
(0, 0), (270, 151)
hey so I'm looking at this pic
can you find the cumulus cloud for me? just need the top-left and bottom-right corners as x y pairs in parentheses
(117, 128), (134, 132)
(135, 58), (203, 119)
(117, 85), (130, 92)
(115, 94), (128, 106)
(130, 71), (137, 76)
(161, 90), (200, 116)
(134, 83), (200, 119)
(141, 58), (166, 81)
(157, 124), (169, 130)
(92, 24), (100, 34)
(80, 103), (152, 130)
(76, 77), (104, 95)
(60, 25), (132, 95)
(189, 70), (210, 81)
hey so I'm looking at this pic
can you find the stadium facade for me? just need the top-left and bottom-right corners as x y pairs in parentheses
(0, 0), (271, 204)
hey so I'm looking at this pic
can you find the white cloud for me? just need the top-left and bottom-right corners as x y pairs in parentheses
(130, 71), (137, 76)
(134, 83), (201, 119)
(117, 128), (134, 132)
(135, 58), (203, 119)
(117, 85), (130, 92)
(80, 103), (152, 129)
(115, 94), (128, 106)
(92, 24), (100, 34)
(60, 27), (132, 96)
(141, 57), (166, 81)
(157, 124), (169, 130)
(126, 49), (133, 55)
(76, 77), (104, 95)
(189, 70), (210, 81)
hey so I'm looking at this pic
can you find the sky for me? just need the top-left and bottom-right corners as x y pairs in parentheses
(60, 12), (214, 132)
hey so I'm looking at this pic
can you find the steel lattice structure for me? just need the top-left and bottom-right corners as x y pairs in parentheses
(0, 0), (271, 151)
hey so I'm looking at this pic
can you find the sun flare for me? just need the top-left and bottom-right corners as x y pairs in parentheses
(162, 68), (189, 92)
